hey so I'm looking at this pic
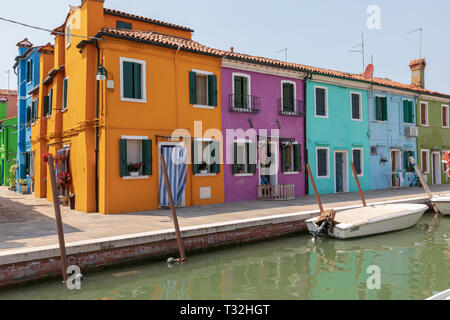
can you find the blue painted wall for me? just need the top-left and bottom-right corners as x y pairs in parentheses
(368, 91), (417, 189)
(15, 45), (40, 183)
(306, 79), (370, 195)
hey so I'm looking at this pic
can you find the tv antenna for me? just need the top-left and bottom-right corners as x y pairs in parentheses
(350, 33), (365, 73)
(407, 27), (423, 58)
(275, 46), (288, 62)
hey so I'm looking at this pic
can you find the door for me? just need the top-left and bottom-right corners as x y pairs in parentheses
(259, 140), (278, 186)
(335, 151), (348, 193)
(159, 144), (187, 208)
(391, 150), (401, 188)
(0, 159), (4, 185)
(432, 152), (441, 185)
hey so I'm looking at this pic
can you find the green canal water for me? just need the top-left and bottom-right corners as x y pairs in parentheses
(1, 214), (449, 300)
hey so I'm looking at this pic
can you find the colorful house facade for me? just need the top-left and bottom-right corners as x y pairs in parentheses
(221, 57), (306, 202)
(13, 39), (40, 191)
(0, 113), (18, 187)
(32, 0), (224, 213)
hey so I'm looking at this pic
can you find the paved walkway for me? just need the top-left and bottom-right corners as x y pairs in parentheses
(1, 185), (450, 252)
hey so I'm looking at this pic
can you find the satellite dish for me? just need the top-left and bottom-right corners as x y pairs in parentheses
(0, 97), (8, 103)
(364, 64), (374, 78)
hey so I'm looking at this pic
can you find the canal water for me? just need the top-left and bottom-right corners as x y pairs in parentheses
(1, 213), (449, 300)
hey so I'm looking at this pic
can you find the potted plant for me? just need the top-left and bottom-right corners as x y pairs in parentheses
(380, 157), (388, 164)
(199, 161), (208, 174)
(17, 179), (28, 194)
(237, 164), (245, 174)
(57, 171), (72, 205)
(127, 162), (144, 176)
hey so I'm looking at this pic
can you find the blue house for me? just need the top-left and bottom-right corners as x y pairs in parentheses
(368, 90), (418, 189)
(13, 38), (41, 190)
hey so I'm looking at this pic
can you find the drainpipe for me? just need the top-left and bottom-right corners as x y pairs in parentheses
(304, 72), (312, 196)
(94, 41), (100, 213)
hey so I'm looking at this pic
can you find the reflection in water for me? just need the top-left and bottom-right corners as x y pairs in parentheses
(0, 214), (448, 300)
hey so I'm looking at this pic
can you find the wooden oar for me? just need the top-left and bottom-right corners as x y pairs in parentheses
(306, 163), (324, 213)
(409, 157), (440, 214)
(351, 162), (366, 207)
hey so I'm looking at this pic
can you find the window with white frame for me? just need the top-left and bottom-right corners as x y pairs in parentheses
(442, 104), (449, 128)
(189, 70), (217, 107)
(316, 147), (329, 177)
(443, 151), (449, 172)
(281, 81), (296, 113)
(351, 92), (362, 120)
(119, 136), (152, 177)
(232, 140), (256, 175)
(66, 24), (71, 48)
(421, 149), (430, 173)
(315, 87), (327, 117)
(62, 77), (68, 110)
(281, 142), (301, 173)
(352, 148), (363, 176)
(193, 139), (220, 175)
(26, 59), (33, 83)
(420, 102), (428, 126)
(233, 74), (250, 109)
(120, 57), (147, 102)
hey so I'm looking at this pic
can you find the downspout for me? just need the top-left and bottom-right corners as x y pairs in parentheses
(95, 40), (100, 213)
(304, 72), (312, 196)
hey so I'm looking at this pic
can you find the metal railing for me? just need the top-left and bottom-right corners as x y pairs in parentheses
(229, 94), (260, 114)
(278, 99), (305, 116)
(257, 184), (295, 201)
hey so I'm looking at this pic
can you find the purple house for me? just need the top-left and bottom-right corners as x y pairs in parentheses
(221, 56), (306, 202)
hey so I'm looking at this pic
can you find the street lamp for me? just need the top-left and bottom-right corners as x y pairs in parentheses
(96, 63), (108, 81)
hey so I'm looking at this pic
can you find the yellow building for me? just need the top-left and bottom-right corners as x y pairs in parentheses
(32, 0), (224, 213)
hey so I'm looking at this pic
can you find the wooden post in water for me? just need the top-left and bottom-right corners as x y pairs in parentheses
(47, 155), (68, 281)
(160, 154), (186, 262)
(409, 157), (440, 214)
(306, 163), (324, 213)
(351, 162), (366, 207)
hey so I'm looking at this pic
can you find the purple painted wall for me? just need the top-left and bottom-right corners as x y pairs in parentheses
(221, 66), (306, 202)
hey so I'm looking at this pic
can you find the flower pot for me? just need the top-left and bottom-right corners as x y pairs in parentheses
(130, 172), (139, 177)
(69, 195), (76, 210)
(20, 185), (28, 194)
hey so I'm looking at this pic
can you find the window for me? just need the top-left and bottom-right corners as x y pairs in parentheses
(44, 89), (53, 117)
(420, 102), (428, 126)
(30, 99), (38, 124)
(442, 105), (449, 128)
(351, 93), (362, 120)
(315, 87), (327, 117)
(119, 137), (152, 177)
(443, 151), (448, 172)
(370, 146), (377, 155)
(232, 141), (256, 175)
(26, 105), (31, 126)
(352, 148), (363, 176)
(62, 77), (69, 110)
(375, 96), (387, 121)
(281, 142), (301, 173)
(116, 21), (132, 30)
(282, 82), (295, 112)
(316, 148), (329, 177)
(189, 71), (217, 107)
(26, 59), (33, 83)
(403, 100), (414, 123)
(120, 58), (146, 102)
(192, 139), (220, 174)
(66, 24), (71, 48)
(404, 150), (415, 173)
(232, 74), (250, 109)
(421, 150), (430, 173)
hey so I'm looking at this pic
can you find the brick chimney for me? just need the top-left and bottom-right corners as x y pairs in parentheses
(409, 58), (426, 88)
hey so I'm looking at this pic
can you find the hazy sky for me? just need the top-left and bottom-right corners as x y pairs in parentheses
(0, 0), (449, 93)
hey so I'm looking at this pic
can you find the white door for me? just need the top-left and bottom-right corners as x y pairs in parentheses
(432, 152), (441, 185)
(334, 151), (348, 193)
(391, 150), (401, 188)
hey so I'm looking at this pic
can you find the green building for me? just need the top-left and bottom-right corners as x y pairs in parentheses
(0, 101), (18, 186)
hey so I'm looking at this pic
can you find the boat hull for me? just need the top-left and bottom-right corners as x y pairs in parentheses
(306, 204), (427, 239)
(432, 196), (450, 215)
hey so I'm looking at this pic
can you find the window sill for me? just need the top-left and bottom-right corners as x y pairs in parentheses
(351, 118), (363, 121)
(193, 104), (215, 109)
(122, 175), (150, 180)
(315, 115), (328, 119)
(120, 97), (147, 104)
(194, 173), (216, 177)
(420, 124), (429, 127)
(283, 171), (300, 175)
(234, 173), (254, 177)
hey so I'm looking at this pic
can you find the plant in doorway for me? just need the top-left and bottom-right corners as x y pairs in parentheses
(127, 162), (144, 176)
(17, 179), (28, 194)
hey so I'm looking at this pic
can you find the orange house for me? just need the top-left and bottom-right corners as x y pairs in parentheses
(32, 0), (224, 213)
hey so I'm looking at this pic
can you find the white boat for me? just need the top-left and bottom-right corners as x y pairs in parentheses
(306, 203), (428, 239)
(426, 289), (450, 300)
(431, 195), (450, 215)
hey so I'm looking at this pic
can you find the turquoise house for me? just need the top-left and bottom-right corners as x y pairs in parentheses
(306, 78), (370, 195)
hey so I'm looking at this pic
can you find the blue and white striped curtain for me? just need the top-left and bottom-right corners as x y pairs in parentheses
(159, 146), (187, 207)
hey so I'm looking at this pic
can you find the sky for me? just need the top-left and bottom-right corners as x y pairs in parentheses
(0, 0), (449, 93)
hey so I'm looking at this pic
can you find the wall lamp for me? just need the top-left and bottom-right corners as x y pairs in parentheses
(96, 63), (108, 81)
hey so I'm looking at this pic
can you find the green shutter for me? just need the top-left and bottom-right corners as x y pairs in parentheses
(133, 63), (142, 100)
(281, 145), (288, 173)
(248, 142), (257, 174)
(209, 141), (220, 173)
(189, 71), (197, 104)
(294, 144), (301, 172)
(30, 101), (34, 122)
(123, 62), (134, 99)
(382, 97), (387, 121)
(409, 101), (414, 123)
(403, 151), (408, 171)
(375, 97), (381, 120)
(119, 139), (128, 177)
(142, 139), (152, 175)
(63, 78), (68, 109)
(283, 83), (294, 111)
(234, 76), (243, 107)
(36, 98), (39, 120)
(49, 89), (53, 116)
(192, 140), (199, 174)
(44, 96), (49, 116)
(232, 142), (238, 174)
(403, 100), (409, 123)
(208, 75), (217, 107)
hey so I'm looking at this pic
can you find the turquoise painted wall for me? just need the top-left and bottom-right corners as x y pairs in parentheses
(306, 80), (370, 195)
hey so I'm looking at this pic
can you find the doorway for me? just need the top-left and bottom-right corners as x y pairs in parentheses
(432, 152), (441, 185)
(259, 140), (278, 186)
(391, 149), (401, 188)
(334, 151), (348, 193)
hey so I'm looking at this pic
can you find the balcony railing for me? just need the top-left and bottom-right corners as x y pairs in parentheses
(278, 99), (305, 116)
(229, 94), (260, 114)
(257, 184), (295, 201)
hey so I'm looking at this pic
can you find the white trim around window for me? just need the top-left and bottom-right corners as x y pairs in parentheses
(62, 76), (69, 111)
(193, 69), (213, 109)
(420, 101), (429, 126)
(314, 86), (328, 118)
(350, 92), (362, 121)
(281, 80), (297, 112)
(66, 24), (71, 48)
(351, 148), (364, 177)
(442, 104), (449, 128)
(316, 147), (330, 178)
(231, 72), (251, 109)
(119, 57), (147, 103)
(421, 149), (430, 173)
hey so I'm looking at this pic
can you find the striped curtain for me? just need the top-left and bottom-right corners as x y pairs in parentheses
(159, 146), (187, 207)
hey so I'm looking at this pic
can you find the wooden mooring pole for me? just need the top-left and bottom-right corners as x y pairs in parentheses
(306, 163), (324, 213)
(409, 157), (440, 214)
(47, 155), (68, 281)
(351, 162), (367, 207)
(160, 154), (186, 262)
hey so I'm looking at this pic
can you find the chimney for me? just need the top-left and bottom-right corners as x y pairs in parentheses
(409, 58), (426, 88)
(230, 46), (234, 53)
